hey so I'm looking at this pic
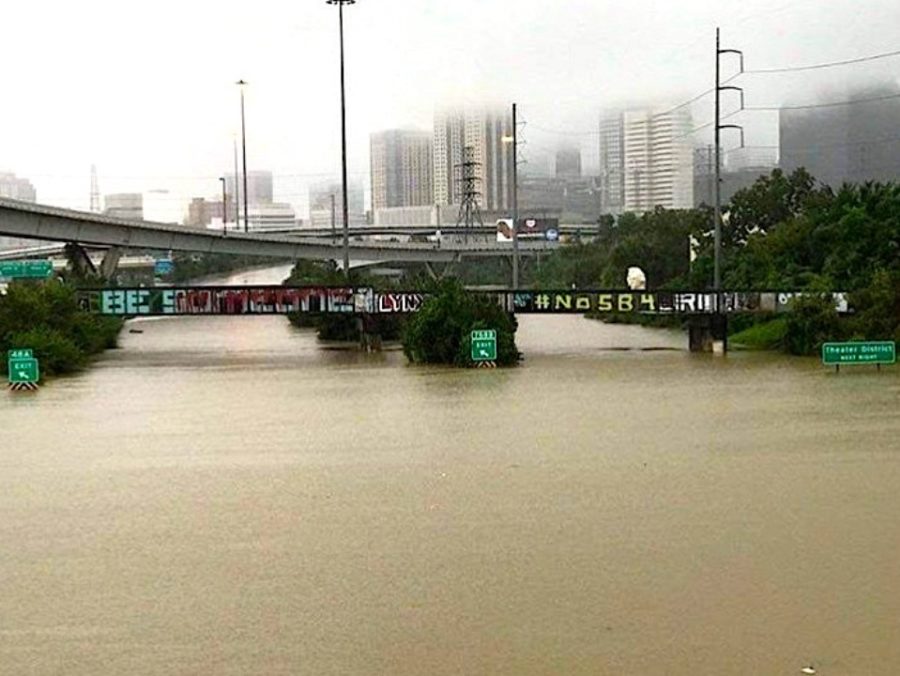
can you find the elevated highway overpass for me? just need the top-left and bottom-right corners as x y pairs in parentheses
(0, 198), (559, 264)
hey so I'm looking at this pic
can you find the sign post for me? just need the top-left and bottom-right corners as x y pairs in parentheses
(7, 349), (40, 391)
(471, 329), (497, 367)
(0, 260), (53, 280)
(822, 341), (895, 373)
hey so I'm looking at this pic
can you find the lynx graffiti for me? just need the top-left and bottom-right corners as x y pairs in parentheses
(376, 292), (425, 313)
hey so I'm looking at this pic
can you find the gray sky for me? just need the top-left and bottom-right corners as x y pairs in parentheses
(3, 0), (899, 218)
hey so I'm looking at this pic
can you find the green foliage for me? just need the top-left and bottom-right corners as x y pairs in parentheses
(728, 318), (788, 351)
(783, 294), (844, 356)
(402, 279), (518, 367)
(0, 281), (122, 378)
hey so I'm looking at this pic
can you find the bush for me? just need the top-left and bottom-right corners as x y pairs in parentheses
(783, 294), (844, 356)
(0, 280), (123, 378)
(402, 279), (518, 367)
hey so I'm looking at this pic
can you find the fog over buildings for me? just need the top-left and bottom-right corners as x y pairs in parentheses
(2, 0), (900, 220)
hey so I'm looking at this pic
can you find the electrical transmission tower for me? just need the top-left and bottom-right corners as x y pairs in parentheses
(90, 165), (100, 212)
(455, 145), (483, 242)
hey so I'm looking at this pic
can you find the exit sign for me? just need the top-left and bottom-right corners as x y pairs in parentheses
(471, 329), (497, 362)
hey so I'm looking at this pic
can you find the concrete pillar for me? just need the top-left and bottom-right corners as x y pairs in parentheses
(688, 314), (728, 353)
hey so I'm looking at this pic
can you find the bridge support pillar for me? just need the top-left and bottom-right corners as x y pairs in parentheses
(357, 314), (383, 353)
(98, 247), (121, 280)
(64, 243), (98, 278)
(688, 314), (728, 354)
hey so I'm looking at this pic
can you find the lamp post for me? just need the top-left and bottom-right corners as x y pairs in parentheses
(326, 0), (355, 278)
(502, 102), (520, 289)
(237, 79), (249, 233)
(219, 177), (227, 235)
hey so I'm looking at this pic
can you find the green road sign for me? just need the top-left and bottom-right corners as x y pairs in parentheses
(822, 341), (895, 366)
(0, 260), (53, 280)
(8, 348), (33, 360)
(471, 329), (497, 362)
(8, 358), (40, 384)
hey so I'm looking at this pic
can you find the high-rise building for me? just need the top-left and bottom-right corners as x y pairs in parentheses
(780, 83), (900, 188)
(370, 130), (433, 211)
(0, 172), (37, 202)
(693, 145), (775, 208)
(308, 179), (366, 229)
(433, 106), (514, 214)
(225, 170), (274, 207)
(599, 112), (626, 214)
(619, 107), (694, 212)
(104, 193), (143, 220)
(555, 146), (582, 179)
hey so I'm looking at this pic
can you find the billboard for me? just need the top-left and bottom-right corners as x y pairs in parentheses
(496, 218), (560, 242)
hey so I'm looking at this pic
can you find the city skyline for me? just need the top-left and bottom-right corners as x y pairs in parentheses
(2, 0), (900, 218)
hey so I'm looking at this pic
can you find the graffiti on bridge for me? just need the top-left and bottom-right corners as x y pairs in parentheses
(78, 287), (850, 316)
(508, 291), (849, 315)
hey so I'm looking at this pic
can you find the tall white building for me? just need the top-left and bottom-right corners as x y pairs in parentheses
(600, 107), (694, 213)
(622, 108), (694, 212)
(433, 106), (513, 214)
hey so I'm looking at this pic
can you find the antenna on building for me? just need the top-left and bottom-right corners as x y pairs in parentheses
(90, 165), (101, 212)
(455, 146), (483, 242)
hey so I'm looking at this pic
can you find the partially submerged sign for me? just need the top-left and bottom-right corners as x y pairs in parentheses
(471, 329), (497, 362)
(822, 341), (895, 367)
(7, 349), (40, 389)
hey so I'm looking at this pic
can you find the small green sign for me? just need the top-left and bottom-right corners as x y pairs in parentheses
(8, 348), (33, 360)
(8, 358), (40, 384)
(822, 341), (895, 366)
(0, 260), (53, 279)
(471, 329), (497, 362)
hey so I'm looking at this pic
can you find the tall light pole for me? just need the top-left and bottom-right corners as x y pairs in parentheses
(326, 0), (355, 278)
(219, 177), (228, 236)
(237, 79), (250, 233)
(503, 103), (520, 289)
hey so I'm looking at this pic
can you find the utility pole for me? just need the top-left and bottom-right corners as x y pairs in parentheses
(327, 0), (355, 278)
(511, 102), (520, 289)
(233, 138), (241, 232)
(714, 27), (744, 292)
(220, 177), (228, 236)
(330, 193), (336, 241)
(237, 80), (250, 234)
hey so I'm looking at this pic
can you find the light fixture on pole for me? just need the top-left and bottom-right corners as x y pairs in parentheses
(237, 79), (250, 234)
(502, 102), (520, 289)
(326, 0), (355, 278)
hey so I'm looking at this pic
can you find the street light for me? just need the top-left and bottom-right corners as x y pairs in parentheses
(502, 102), (519, 289)
(236, 79), (249, 233)
(219, 177), (227, 236)
(326, 0), (355, 278)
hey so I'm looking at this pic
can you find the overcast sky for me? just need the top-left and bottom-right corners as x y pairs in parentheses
(3, 0), (899, 218)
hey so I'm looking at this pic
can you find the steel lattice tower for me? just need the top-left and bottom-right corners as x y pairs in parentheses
(455, 146), (483, 241)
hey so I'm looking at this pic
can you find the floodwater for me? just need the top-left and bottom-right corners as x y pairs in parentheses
(2, 266), (899, 675)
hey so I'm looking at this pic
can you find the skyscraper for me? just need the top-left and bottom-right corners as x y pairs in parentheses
(780, 83), (900, 188)
(433, 106), (514, 214)
(599, 112), (625, 213)
(622, 107), (693, 212)
(225, 170), (273, 207)
(555, 146), (582, 180)
(370, 130), (433, 210)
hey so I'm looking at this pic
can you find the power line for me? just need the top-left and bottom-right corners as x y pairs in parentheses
(746, 92), (900, 112)
(746, 47), (900, 74)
